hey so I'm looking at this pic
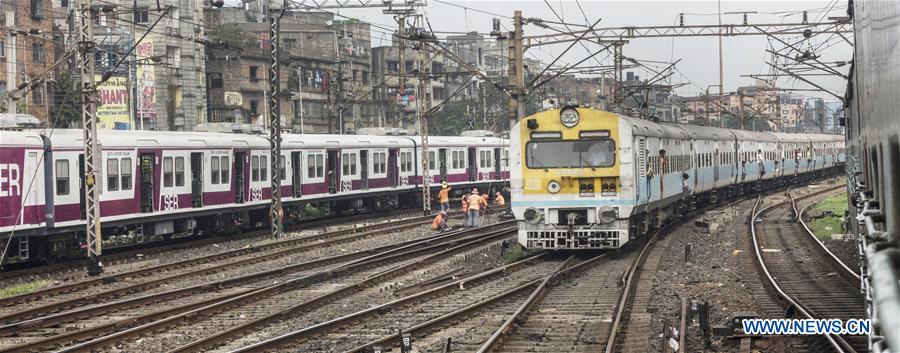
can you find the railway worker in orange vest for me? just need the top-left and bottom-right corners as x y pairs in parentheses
(432, 211), (451, 232)
(494, 191), (505, 206)
(437, 182), (451, 213)
(461, 192), (470, 225)
(466, 189), (487, 227)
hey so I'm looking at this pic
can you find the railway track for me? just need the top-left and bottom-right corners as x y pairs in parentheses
(7, 222), (516, 352)
(751, 185), (866, 353)
(0, 208), (428, 285)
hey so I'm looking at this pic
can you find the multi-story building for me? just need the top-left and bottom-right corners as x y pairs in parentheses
(2, 0), (56, 123)
(205, 6), (374, 133)
(371, 43), (447, 133)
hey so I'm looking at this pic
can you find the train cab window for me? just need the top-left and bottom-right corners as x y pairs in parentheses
(55, 160), (69, 195)
(211, 157), (221, 184)
(163, 157), (174, 187)
(279, 156), (286, 181)
(251, 156), (260, 181)
(221, 156), (230, 184)
(260, 156), (268, 181)
(121, 158), (132, 190)
(175, 157), (185, 187)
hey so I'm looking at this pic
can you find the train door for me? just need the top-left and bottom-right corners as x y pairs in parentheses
(79, 155), (86, 219)
(327, 150), (338, 194)
(494, 148), (502, 180)
(190, 152), (203, 207)
(360, 150), (369, 190)
(388, 149), (399, 187)
(291, 152), (302, 197)
(713, 148), (720, 187)
(438, 148), (447, 183)
(234, 152), (246, 203)
(467, 148), (477, 182)
(139, 152), (154, 212)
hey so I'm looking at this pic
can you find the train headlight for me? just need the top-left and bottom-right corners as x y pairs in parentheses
(523, 207), (544, 225)
(560, 108), (579, 128)
(547, 180), (561, 193)
(598, 206), (618, 224)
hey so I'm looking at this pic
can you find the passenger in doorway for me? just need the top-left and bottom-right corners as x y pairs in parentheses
(437, 182), (451, 213)
(757, 149), (766, 177)
(432, 211), (451, 232)
(740, 160), (747, 181)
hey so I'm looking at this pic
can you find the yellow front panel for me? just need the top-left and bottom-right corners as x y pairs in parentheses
(519, 108), (621, 195)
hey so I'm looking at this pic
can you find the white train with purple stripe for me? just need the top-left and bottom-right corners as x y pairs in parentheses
(0, 128), (509, 264)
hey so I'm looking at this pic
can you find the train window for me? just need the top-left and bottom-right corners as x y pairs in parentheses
(163, 157), (173, 187)
(350, 154), (356, 175)
(121, 158), (132, 191)
(377, 153), (387, 174)
(405, 152), (412, 172)
(221, 156), (230, 184)
(342, 153), (351, 175)
(307, 154), (316, 178)
(211, 157), (220, 184)
(252, 156), (260, 182)
(55, 160), (69, 195)
(526, 140), (615, 169)
(399, 153), (407, 172)
(428, 151), (436, 170)
(279, 156), (286, 181)
(175, 157), (185, 187)
(109, 158), (120, 192)
(260, 156), (268, 181)
(503, 149), (509, 168)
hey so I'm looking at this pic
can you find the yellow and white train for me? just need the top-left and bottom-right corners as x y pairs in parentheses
(510, 106), (845, 250)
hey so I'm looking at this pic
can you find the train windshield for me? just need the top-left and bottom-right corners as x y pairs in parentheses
(526, 139), (616, 168)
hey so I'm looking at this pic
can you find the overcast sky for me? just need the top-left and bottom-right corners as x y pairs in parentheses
(306, 1), (852, 99)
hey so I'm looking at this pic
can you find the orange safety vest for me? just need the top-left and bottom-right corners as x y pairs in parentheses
(431, 214), (444, 230)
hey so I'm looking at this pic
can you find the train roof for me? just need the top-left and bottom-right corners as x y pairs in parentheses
(0, 130), (44, 147)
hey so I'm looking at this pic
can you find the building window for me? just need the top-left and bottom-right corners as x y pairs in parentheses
(175, 157), (185, 186)
(249, 100), (259, 115)
(0, 41), (5, 57)
(209, 73), (223, 89)
(362, 71), (369, 84)
(387, 61), (399, 73)
(31, 0), (44, 18)
(163, 157), (173, 187)
(249, 66), (259, 80)
(55, 160), (69, 195)
(32, 43), (45, 63)
(167, 46), (181, 67)
(134, 9), (149, 23)
(121, 158), (132, 190)
(32, 85), (44, 105)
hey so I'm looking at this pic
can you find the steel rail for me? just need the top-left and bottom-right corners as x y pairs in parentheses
(750, 189), (857, 353)
(57, 223), (516, 353)
(604, 229), (661, 353)
(795, 189), (861, 281)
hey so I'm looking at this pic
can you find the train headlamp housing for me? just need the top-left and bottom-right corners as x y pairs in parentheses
(523, 207), (544, 225)
(560, 108), (579, 128)
(547, 180), (561, 194)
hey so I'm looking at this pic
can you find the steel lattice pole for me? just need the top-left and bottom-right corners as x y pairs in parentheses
(79, 0), (102, 275)
(269, 13), (284, 238)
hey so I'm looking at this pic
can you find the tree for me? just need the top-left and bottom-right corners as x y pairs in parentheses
(50, 72), (82, 128)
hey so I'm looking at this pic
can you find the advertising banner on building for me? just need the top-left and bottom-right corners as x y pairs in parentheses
(95, 75), (130, 130)
(136, 41), (157, 128)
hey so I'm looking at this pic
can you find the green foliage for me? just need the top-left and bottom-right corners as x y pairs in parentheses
(808, 193), (849, 239)
(208, 24), (254, 49)
(502, 243), (538, 264)
(50, 72), (82, 128)
(0, 280), (51, 299)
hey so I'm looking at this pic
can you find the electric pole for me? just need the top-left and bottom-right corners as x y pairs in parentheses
(397, 13), (408, 128)
(269, 7), (285, 238)
(507, 10), (525, 131)
(417, 35), (432, 215)
(738, 89), (746, 130)
(78, 0), (102, 275)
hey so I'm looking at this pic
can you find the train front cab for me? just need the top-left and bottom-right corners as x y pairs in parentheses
(513, 107), (630, 250)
